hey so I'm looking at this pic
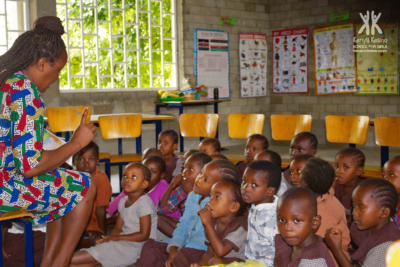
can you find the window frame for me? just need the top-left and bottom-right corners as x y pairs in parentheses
(57, 0), (178, 93)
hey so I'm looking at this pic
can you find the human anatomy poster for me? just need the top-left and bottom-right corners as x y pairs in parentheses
(355, 23), (398, 95)
(313, 23), (357, 95)
(272, 28), (309, 94)
(239, 33), (267, 98)
(193, 29), (230, 99)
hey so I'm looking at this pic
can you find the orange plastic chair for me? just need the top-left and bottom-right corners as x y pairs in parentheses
(270, 114), (313, 141)
(325, 115), (370, 146)
(98, 115), (143, 190)
(374, 117), (400, 166)
(228, 114), (265, 139)
(179, 114), (219, 151)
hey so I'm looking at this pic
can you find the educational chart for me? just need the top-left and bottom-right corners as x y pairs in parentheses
(272, 28), (309, 94)
(193, 29), (230, 99)
(355, 23), (399, 95)
(313, 23), (357, 95)
(239, 33), (267, 98)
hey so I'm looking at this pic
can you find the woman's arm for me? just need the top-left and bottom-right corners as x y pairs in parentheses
(22, 109), (97, 178)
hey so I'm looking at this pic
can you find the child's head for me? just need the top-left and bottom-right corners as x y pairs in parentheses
(384, 156), (400, 195)
(208, 179), (248, 219)
(199, 138), (221, 155)
(194, 159), (239, 196)
(142, 155), (166, 192)
(352, 179), (398, 232)
(289, 132), (318, 160)
(74, 141), (99, 175)
(254, 150), (282, 169)
(158, 130), (178, 156)
(182, 152), (212, 185)
(277, 187), (321, 247)
(300, 158), (334, 196)
(290, 154), (314, 187)
(181, 149), (200, 172)
(334, 148), (365, 185)
(210, 153), (228, 161)
(241, 160), (281, 206)
(142, 147), (162, 160)
(245, 134), (269, 163)
(122, 162), (151, 194)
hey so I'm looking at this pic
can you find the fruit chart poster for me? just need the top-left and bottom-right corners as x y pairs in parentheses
(239, 33), (267, 98)
(355, 23), (398, 95)
(313, 23), (357, 95)
(193, 29), (230, 99)
(272, 28), (309, 94)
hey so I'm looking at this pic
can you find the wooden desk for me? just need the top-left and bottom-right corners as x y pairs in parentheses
(154, 99), (230, 151)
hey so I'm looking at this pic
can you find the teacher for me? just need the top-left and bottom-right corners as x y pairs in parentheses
(0, 16), (97, 266)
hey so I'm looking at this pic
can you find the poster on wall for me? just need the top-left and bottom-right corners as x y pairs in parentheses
(313, 23), (357, 95)
(272, 28), (309, 94)
(239, 33), (267, 98)
(355, 23), (399, 95)
(193, 29), (230, 99)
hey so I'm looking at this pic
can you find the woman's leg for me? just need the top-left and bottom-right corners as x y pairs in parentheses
(46, 178), (97, 267)
(41, 218), (62, 266)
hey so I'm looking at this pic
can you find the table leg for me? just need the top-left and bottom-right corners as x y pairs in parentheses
(349, 143), (356, 148)
(156, 120), (162, 146)
(136, 135), (142, 154)
(155, 104), (160, 115)
(381, 146), (389, 167)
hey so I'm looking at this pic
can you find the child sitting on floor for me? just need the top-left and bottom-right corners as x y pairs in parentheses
(158, 130), (184, 183)
(333, 148), (365, 228)
(191, 179), (248, 266)
(289, 154), (313, 187)
(274, 187), (336, 267)
(136, 159), (240, 267)
(284, 132), (318, 184)
(71, 163), (157, 267)
(254, 150), (292, 197)
(158, 152), (212, 237)
(210, 153), (228, 161)
(325, 179), (400, 267)
(383, 155), (400, 227)
(199, 137), (221, 155)
(300, 158), (351, 264)
(241, 161), (281, 267)
(237, 134), (269, 181)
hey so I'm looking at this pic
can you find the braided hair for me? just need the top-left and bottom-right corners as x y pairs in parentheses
(190, 152), (212, 167)
(301, 158), (335, 196)
(160, 130), (178, 144)
(143, 155), (166, 173)
(125, 162), (151, 182)
(217, 178), (249, 217)
(294, 132), (318, 150)
(358, 179), (398, 217)
(212, 159), (240, 182)
(336, 148), (366, 168)
(200, 138), (221, 153)
(0, 16), (66, 88)
(248, 134), (269, 150)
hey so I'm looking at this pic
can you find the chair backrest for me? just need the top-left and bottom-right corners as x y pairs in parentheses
(325, 115), (370, 145)
(228, 114), (265, 139)
(46, 106), (91, 132)
(98, 115), (142, 139)
(179, 114), (219, 137)
(270, 114), (312, 141)
(374, 117), (400, 147)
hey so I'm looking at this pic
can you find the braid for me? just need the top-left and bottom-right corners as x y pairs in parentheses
(358, 179), (398, 217)
(301, 158), (335, 195)
(337, 148), (366, 167)
(212, 159), (240, 182)
(219, 178), (249, 217)
(191, 152), (212, 167)
(0, 16), (66, 88)
(126, 162), (151, 182)
(295, 132), (318, 150)
(201, 138), (221, 153)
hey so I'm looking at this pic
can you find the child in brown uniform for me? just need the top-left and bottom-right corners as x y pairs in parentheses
(274, 187), (336, 267)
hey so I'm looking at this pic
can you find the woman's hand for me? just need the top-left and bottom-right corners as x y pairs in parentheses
(70, 108), (97, 148)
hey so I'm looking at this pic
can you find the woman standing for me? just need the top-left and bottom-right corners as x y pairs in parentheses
(0, 16), (97, 266)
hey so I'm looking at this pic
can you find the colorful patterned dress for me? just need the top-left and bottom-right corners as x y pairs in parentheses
(0, 71), (91, 225)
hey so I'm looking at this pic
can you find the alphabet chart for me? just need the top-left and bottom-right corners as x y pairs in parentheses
(313, 23), (357, 95)
(272, 28), (309, 94)
(239, 33), (267, 98)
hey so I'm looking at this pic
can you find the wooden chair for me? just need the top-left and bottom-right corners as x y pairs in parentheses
(0, 210), (35, 267)
(179, 114), (219, 151)
(45, 106), (111, 178)
(374, 117), (400, 166)
(325, 115), (370, 147)
(270, 114), (313, 141)
(228, 114), (265, 139)
(98, 115), (143, 192)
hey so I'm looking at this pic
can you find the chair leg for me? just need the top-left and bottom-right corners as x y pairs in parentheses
(23, 219), (34, 267)
(381, 146), (389, 167)
(119, 165), (123, 193)
(105, 159), (111, 181)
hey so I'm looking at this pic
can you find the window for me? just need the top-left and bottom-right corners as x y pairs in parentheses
(56, 0), (177, 91)
(0, 0), (30, 56)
